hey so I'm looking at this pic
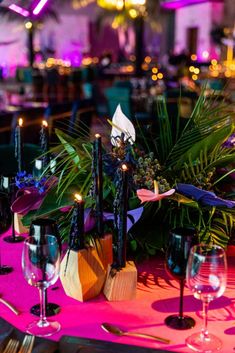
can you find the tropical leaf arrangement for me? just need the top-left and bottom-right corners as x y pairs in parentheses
(17, 88), (235, 260)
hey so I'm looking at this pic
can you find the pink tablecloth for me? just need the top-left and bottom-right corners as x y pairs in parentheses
(1, 230), (235, 353)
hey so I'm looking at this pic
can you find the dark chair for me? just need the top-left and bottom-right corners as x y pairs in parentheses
(47, 99), (95, 141)
(163, 89), (198, 141)
(105, 87), (131, 118)
(104, 86), (152, 126)
(44, 102), (73, 143)
(68, 99), (95, 138)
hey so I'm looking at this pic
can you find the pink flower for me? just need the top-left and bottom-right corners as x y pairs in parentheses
(137, 181), (175, 203)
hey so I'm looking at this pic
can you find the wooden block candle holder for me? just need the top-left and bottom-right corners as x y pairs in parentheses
(94, 233), (113, 269)
(60, 246), (106, 302)
(103, 261), (137, 301)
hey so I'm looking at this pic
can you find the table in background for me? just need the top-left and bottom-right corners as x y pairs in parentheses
(0, 229), (235, 353)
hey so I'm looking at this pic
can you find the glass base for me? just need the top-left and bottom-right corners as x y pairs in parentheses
(26, 319), (61, 337)
(30, 303), (61, 317)
(165, 315), (195, 330)
(3, 235), (25, 243)
(186, 332), (222, 352)
(0, 265), (13, 275)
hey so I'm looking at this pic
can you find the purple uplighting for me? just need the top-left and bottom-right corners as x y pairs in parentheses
(161, 0), (222, 10)
(32, 0), (49, 15)
(8, 4), (29, 17)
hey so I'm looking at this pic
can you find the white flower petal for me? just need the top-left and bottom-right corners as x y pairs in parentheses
(111, 104), (136, 146)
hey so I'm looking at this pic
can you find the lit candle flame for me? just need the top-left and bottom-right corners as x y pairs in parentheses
(18, 118), (23, 127)
(42, 120), (48, 128)
(74, 193), (82, 202)
(121, 164), (128, 171)
(95, 133), (101, 138)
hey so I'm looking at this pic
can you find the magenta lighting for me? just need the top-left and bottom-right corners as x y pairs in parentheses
(8, 4), (30, 17)
(32, 0), (49, 15)
(161, 0), (220, 10)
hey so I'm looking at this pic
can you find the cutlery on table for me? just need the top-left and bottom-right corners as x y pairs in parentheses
(3, 338), (19, 353)
(101, 323), (171, 344)
(18, 335), (35, 353)
(0, 296), (20, 315)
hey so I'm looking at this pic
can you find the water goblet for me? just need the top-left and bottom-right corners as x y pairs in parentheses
(165, 227), (197, 330)
(22, 234), (61, 337)
(0, 192), (13, 274)
(185, 244), (227, 352)
(29, 218), (61, 317)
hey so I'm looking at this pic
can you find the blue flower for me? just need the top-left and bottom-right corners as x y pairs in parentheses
(176, 183), (235, 208)
(15, 172), (48, 194)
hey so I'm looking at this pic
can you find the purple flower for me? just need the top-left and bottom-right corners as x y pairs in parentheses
(104, 206), (144, 232)
(223, 133), (235, 148)
(176, 183), (235, 208)
(60, 207), (143, 234)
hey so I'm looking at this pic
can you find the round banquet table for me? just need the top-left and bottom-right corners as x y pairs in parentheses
(0, 229), (235, 353)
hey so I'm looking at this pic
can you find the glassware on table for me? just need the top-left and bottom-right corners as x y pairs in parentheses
(22, 234), (61, 337)
(29, 218), (61, 317)
(0, 191), (13, 274)
(185, 244), (227, 352)
(165, 227), (197, 330)
(1, 175), (24, 243)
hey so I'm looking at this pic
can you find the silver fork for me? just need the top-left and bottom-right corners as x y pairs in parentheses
(18, 335), (35, 353)
(3, 339), (19, 353)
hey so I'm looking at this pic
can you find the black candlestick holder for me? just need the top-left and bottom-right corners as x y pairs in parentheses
(3, 212), (25, 243)
(0, 175), (24, 243)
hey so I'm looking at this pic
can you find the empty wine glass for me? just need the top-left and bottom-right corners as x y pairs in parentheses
(29, 218), (61, 317)
(22, 235), (61, 337)
(165, 227), (197, 330)
(186, 244), (227, 352)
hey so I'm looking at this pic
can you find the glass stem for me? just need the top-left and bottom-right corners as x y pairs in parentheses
(39, 286), (48, 326)
(179, 279), (184, 319)
(201, 300), (210, 340)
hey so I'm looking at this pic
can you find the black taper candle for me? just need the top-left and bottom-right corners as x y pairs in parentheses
(14, 118), (23, 173)
(117, 163), (128, 268)
(69, 194), (85, 251)
(93, 134), (104, 237)
(40, 120), (49, 169)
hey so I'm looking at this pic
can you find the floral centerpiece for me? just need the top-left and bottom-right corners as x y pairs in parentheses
(16, 89), (235, 259)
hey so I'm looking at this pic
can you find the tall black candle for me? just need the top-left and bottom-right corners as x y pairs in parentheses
(117, 163), (128, 268)
(93, 133), (104, 237)
(69, 193), (85, 251)
(14, 118), (23, 173)
(40, 120), (49, 168)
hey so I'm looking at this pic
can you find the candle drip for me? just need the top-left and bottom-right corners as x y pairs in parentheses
(40, 120), (49, 169)
(113, 164), (129, 268)
(91, 135), (104, 237)
(69, 203), (85, 251)
(14, 119), (24, 173)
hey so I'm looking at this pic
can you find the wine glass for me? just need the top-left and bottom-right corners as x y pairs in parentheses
(185, 244), (227, 352)
(165, 227), (197, 330)
(0, 191), (13, 274)
(22, 234), (61, 337)
(29, 218), (61, 317)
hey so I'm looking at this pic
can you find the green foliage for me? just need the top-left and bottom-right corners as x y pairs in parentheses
(22, 88), (235, 258)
